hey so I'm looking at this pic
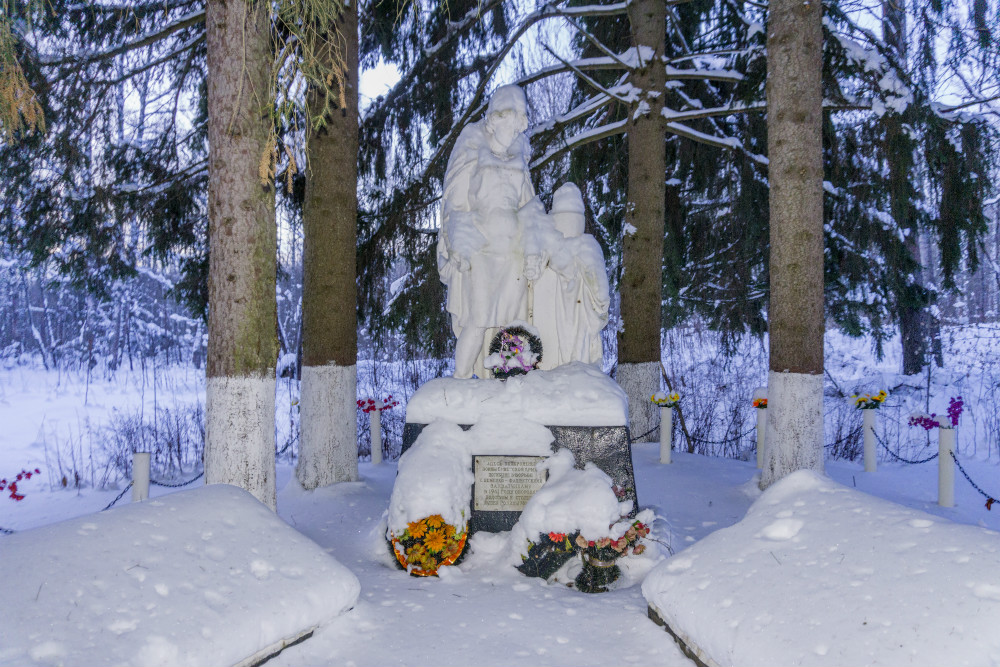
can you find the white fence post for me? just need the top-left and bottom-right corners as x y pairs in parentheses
(371, 408), (382, 465)
(862, 409), (877, 472)
(660, 406), (673, 464)
(938, 427), (955, 508)
(132, 451), (150, 502)
(755, 407), (767, 469)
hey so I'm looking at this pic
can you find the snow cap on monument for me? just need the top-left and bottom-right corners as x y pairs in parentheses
(552, 182), (585, 237)
(488, 84), (528, 118)
(552, 183), (585, 215)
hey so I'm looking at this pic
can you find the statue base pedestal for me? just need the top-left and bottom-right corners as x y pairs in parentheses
(402, 422), (636, 534)
(401, 365), (636, 535)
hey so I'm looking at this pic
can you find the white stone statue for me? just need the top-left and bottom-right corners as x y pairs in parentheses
(438, 84), (610, 378)
(533, 183), (609, 368)
(438, 85), (537, 378)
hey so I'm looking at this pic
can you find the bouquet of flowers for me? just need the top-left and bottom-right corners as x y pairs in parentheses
(573, 519), (650, 593)
(909, 396), (963, 430)
(517, 516), (653, 593)
(485, 324), (543, 380)
(852, 390), (887, 409)
(357, 396), (399, 413)
(390, 514), (468, 576)
(651, 391), (681, 408)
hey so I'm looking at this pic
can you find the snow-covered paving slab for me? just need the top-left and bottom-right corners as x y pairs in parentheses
(0, 484), (360, 667)
(643, 470), (1000, 667)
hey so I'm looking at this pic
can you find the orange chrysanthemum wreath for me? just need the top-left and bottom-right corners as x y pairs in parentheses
(390, 514), (468, 576)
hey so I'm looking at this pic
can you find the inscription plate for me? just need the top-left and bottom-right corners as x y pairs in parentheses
(473, 456), (548, 512)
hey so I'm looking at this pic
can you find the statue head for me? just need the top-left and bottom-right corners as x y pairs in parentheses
(551, 182), (585, 238)
(484, 85), (529, 154)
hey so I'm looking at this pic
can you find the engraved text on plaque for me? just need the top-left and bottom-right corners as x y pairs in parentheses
(473, 456), (548, 512)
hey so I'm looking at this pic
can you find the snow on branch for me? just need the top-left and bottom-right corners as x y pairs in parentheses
(527, 89), (619, 139)
(554, 1), (631, 19)
(531, 118), (628, 170)
(515, 56), (629, 87)
(421, 0), (507, 57)
(556, 12), (632, 71)
(665, 65), (743, 83)
(542, 45), (634, 105)
(661, 101), (765, 123)
(663, 117), (768, 165)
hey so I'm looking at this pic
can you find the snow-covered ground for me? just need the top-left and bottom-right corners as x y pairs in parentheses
(3, 326), (1000, 666)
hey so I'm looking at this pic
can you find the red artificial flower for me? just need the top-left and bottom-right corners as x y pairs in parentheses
(547, 532), (567, 542)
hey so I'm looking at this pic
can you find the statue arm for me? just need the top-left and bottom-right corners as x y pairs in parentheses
(440, 125), (487, 272)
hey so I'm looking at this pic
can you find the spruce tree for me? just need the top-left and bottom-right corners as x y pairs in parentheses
(761, 0), (825, 488)
(296, 1), (360, 489)
(203, 0), (277, 508)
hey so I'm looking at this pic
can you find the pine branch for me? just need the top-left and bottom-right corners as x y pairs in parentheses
(88, 35), (201, 88)
(542, 44), (634, 105)
(531, 118), (628, 170)
(38, 9), (205, 67)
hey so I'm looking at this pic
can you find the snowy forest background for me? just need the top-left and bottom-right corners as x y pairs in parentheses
(1, 0), (999, 488)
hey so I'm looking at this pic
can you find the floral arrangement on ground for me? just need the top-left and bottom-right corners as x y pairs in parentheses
(390, 514), (468, 576)
(517, 509), (654, 593)
(485, 323), (542, 380)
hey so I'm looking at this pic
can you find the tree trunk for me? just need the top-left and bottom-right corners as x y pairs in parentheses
(761, 0), (825, 489)
(204, 0), (277, 509)
(297, 3), (360, 489)
(882, 0), (929, 376)
(618, 0), (666, 439)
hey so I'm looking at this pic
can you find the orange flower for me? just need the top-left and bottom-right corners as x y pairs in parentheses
(548, 532), (567, 543)
(408, 520), (427, 539)
(424, 530), (446, 551)
(426, 514), (444, 529)
(443, 523), (456, 538)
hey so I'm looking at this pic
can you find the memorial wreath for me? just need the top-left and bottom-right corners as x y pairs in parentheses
(390, 514), (468, 576)
(485, 324), (543, 380)
(517, 518), (651, 593)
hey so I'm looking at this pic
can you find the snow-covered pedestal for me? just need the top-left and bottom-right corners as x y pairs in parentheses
(403, 363), (635, 534)
(0, 485), (360, 667)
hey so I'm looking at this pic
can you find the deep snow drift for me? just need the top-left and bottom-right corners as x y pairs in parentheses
(0, 485), (360, 667)
(644, 469), (1000, 667)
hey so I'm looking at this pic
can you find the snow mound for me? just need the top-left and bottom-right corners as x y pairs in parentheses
(387, 417), (554, 533)
(406, 362), (627, 426)
(643, 470), (1000, 666)
(0, 484), (360, 667)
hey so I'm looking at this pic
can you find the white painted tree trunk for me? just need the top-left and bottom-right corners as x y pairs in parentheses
(205, 376), (276, 509)
(862, 408), (877, 472)
(370, 408), (382, 465)
(660, 406), (673, 464)
(938, 427), (955, 508)
(132, 451), (150, 502)
(297, 363), (358, 490)
(618, 361), (660, 440)
(755, 408), (767, 469)
(761, 372), (824, 488)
